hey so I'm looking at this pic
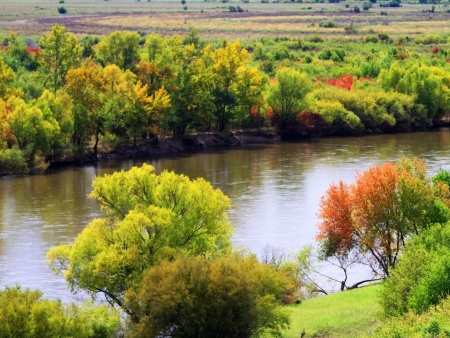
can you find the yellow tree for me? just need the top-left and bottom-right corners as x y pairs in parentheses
(211, 41), (264, 131)
(65, 61), (105, 156)
(47, 164), (233, 311)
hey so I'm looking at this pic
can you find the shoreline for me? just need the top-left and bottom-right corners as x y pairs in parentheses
(48, 130), (282, 168)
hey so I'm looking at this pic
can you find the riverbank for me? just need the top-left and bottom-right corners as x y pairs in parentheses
(51, 130), (281, 166)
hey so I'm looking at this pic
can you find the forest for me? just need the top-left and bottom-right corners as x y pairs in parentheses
(3, 1), (450, 336)
(1, 18), (450, 175)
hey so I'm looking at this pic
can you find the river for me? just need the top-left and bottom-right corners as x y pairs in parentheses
(1, 130), (450, 302)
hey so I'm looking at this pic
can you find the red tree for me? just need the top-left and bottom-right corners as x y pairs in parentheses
(317, 158), (450, 277)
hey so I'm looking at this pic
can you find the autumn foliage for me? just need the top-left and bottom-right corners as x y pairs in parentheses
(317, 158), (450, 277)
(326, 74), (354, 90)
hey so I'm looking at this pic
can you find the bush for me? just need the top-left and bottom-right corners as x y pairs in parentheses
(319, 20), (337, 28)
(0, 286), (121, 338)
(57, 6), (67, 14)
(381, 224), (450, 317)
(364, 35), (379, 43)
(374, 297), (450, 338)
(126, 254), (298, 338)
(0, 148), (29, 175)
(354, 5), (360, 12)
(307, 35), (324, 43)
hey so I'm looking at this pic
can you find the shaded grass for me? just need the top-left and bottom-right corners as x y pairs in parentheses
(282, 284), (382, 338)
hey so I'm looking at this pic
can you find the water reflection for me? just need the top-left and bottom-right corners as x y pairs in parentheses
(1, 130), (450, 301)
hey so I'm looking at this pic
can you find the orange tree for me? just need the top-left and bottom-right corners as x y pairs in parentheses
(317, 158), (450, 278)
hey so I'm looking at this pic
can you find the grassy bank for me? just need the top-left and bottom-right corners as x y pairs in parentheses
(281, 284), (381, 338)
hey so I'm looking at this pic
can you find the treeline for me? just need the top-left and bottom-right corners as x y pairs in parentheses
(1, 25), (450, 174)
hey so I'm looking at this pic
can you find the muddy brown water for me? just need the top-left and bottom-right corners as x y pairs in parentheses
(1, 130), (450, 301)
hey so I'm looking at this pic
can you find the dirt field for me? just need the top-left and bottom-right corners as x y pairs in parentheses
(0, 0), (449, 39)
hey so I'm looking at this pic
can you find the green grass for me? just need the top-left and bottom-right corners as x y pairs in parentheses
(281, 285), (382, 338)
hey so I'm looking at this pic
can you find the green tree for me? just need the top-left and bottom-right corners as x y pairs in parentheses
(266, 67), (311, 131)
(47, 164), (232, 312)
(125, 253), (297, 338)
(39, 24), (82, 93)
(96, 31), (141, 71)
(1, 96), (56, 164)
(36, 90), (73, 161)
(163, 44), (214, 136)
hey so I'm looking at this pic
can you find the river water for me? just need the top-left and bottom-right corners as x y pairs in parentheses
(1, 130), (450, 302)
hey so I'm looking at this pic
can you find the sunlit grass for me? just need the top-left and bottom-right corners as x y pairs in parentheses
(280, 285), (382, 338)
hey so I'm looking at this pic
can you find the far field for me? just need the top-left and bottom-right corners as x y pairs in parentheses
(0, 0), (449, 39)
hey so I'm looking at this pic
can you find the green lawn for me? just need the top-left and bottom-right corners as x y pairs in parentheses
(281, 285), (382, 338)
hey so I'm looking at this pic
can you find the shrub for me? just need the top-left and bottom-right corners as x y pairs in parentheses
(126, 254), (298, 338)
(307, 35), (324, 43)
(354, 5), (360, 12)
(319, 20), (337, 28)
(365, 35), (379, 43)
(57, 6), (67, 14)
(0, 148), (29, 176)
(374, 297), (450, 338)
(0, 286), (121, 338)
(381, 223), (450, 317)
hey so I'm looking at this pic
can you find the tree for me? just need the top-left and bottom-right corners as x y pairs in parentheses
(96, 31), (141, 71)
(211, 40), (264, 131)
(125, 253), (297, 338)
(0, 57), (19, 100)
(317, 158), (450, 278)
(39, 24), (82, 93)
(47, 164), (232, 312)
(163, 44), (214, 136)
(36, 90), (73, 161)
(266, 67), (311, 131)
(65, 61), (105, 156)
(1, 96), (55, 164)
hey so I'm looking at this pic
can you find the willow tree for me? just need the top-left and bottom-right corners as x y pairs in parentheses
(47, 164), (232, 312)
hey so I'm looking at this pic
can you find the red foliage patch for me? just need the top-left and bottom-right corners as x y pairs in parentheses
(326, 74), (353, 91)
(25, 46), (41, 54)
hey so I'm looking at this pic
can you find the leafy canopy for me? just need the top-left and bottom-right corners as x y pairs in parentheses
(47, 164), (232, 312)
